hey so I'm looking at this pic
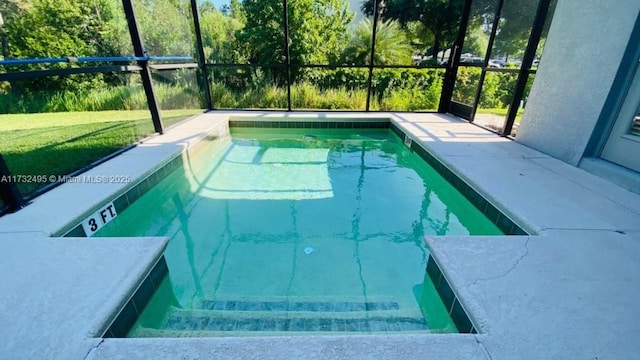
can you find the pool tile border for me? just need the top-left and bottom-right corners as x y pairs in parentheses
(228, 120), (389, 129)
(198, 299), (401, 312)
(390, 123), (527, 236)
(61, 155), (184, 238)
(103, 256), (169, 338)
(426, 256), (477, 334)
(61, 123), (231, 238)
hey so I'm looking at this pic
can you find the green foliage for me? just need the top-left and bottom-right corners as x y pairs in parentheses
(362, 0), (465, 57)
(372, 68), (443, 109)
(209, 80), (369, 110)
(0, 0), (549, 116)
(491, 0), (558, 58)
(287, 0), (353, 64)
(451, 67), (480, 105)
(291, 82), (368, 109)
(462, 25), (489, 58)
(0, 1), (24, 60)
(341, 19), (414, 65)
(452, 67), (519, 108)
(101, 0), (135, 56)
(133, 0), (194, 56)
(302, 67), (370, 90)
(379, 83), (440, 111)
(199, 4), (244, 63)
(362, 0), (555, 62)
(235, 0), (286, 82)
(208, 67), (443, 110)
(0, 66), (517, 116)
(4, 0), (126, 92)
(237, 0), (353, 82)
(7, 0), (106, 59)
(0, 81), (201, 113)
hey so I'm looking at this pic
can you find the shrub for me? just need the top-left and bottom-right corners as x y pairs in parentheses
(452, 67), (520, 109)
(291, 83), (367, 109)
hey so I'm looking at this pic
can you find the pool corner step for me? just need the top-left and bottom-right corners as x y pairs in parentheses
(196, 298), (401, 312)
(160, 308), (429, 334)
(142, 296), (431, 335)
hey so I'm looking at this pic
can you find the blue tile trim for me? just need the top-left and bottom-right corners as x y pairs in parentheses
(198, 300), (400, 312)
(426, 256), (476, 334)
(450, 299), (474, 333)
(229, 120), (390, 129)
(64, 224), (86, 237)
(61, 154), (180, 237)
(60, 122), (230, 238)
(103, 256), (169, 338)
(389, 122), (405, 138)
(388, 123), (526, 235)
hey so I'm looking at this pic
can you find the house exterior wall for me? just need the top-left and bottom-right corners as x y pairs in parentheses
(516, 0), (640, 166)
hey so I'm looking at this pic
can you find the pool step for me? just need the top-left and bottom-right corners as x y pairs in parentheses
(128, 296), (432, 337)
(128, 309), (428, 336)
(195, 298), (401, 313)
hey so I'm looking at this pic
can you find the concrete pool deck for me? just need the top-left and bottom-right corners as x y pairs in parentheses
(0, 111), (639, 359)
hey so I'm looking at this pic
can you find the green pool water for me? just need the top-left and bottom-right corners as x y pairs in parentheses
(96, 127), (502, 336)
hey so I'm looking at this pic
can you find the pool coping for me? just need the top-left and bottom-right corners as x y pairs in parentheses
(1, 111), (639, 360)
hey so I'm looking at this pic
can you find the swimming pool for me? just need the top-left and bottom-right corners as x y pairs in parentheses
(95, 123), (504, 336)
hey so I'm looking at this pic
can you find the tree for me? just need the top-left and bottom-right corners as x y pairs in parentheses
(133, 0), (194, 56)
(341, 18), (413, 65)
(237, 0), (353, 83)
(287, 0), (354, 64)
(0, 0), (27, 94)
(236, 0), (285, 68)
(0, 0), (25, 61)
(362, 0), (465, 58)
(220, 0), (244, 22)
(7, 0), (112, 59)
(461, 23), (489, 57)
(199, 2), (244, 63)
(101, 0), (134, 56)
(362, 0), (555, 61)
(5, 0), (126, 92)
(491, 0), (557, 61)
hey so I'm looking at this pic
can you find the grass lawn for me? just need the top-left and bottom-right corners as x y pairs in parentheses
(0, 109), (203, 196)
(476, 107), (524, 122)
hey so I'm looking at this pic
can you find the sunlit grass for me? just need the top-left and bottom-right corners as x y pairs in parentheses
(476, 107), (524, 122)
(0, 109), (200, 196)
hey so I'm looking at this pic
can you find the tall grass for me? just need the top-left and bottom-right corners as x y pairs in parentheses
(1, 66), (523, 114)
(0, 83), (203, 114)
(210, 82), (370, 110)
(379, 75), (442, 111)
(2, 79), (445, 113)
(291, 83), (368, 110)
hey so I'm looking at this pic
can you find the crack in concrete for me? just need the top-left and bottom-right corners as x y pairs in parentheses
(468, 238), (530, 287)
(474, 335), (494, 360)
(82, 338), (105, 360)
